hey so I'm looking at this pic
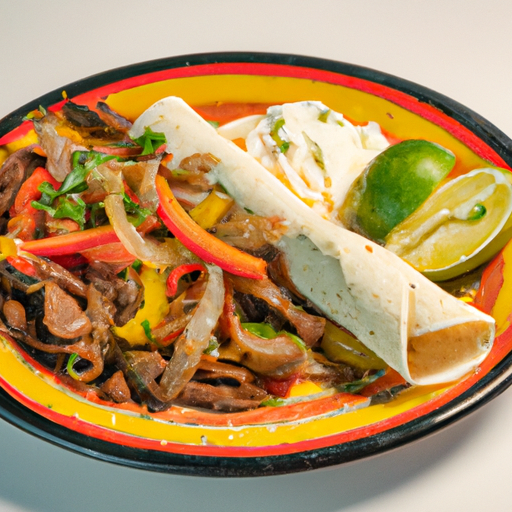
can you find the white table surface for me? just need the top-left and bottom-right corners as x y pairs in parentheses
(2, 1), (512, 511)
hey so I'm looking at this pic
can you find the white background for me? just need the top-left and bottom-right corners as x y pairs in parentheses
(1, 1), (512, 511)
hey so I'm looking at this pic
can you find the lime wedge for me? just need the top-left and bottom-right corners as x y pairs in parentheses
(385, 168), (512, 281)
(342, 140), (455, 242)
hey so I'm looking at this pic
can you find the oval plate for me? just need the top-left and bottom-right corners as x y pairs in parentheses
(1, 52), (512, 477)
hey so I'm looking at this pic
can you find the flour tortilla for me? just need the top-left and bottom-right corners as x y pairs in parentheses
(130, 96), (495, 385)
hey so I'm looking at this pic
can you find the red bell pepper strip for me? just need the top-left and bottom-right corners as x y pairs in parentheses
(155, 175), (267, 279)
(79, 242), (136, 265)
(358, 368), (406, 398)
(48, 253), (89, 270)
(474, 251), (505, 315)
(21, 213), (161, 258)
(8, 167), (61, 241)
(12, 166), (60, 216)
(6, 256), (37, 277)
(166, 263), (206, 297)
(21, 225), (119, 256)
(92, 145), (143, 157)
(161, 327), (186, 345)
(123, 181), (140, 204)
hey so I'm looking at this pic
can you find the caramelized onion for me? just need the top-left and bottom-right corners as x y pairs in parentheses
(220, 279), (307, 379)
(43, 281), (92, 340)
(175, 380), (267, 412)
(158, 264), (225, 400)
(105, 194), (183, 266)
(10, 330), (103, 383)
(227, 274), (325, 347)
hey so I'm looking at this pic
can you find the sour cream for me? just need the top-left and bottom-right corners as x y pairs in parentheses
(220, 101), (389, 221)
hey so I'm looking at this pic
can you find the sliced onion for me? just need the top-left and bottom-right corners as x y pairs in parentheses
(95, 163), (124, 194)
(170, 185), (209, 207)
(159, 264), (225, 400)
(104, 194), (183, 266)
(121, 159), (160, 210)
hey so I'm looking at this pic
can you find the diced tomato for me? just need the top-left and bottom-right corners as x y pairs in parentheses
(261, 374), (300, 398)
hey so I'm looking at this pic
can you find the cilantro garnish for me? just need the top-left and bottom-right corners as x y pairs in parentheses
(132, 260), (143, 273)
(339, 369), (385, 394)
(203, 337), (220, 355)
(32, 196), (87, 229)
(123, 192), (152, 226)
(318, 108), (331, 123)
(141, 319), (157, 343)
(132, 127), (167, 155)
(270, 118), (290, 154)
(31, 151), (118, 228)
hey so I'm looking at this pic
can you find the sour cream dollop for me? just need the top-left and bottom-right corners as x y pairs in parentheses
(218, 101), (389, 221)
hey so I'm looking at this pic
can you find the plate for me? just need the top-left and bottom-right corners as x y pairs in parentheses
(1, 52), (512, 477)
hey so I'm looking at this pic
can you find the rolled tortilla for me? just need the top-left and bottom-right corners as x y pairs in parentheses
(130, 96), (495, 386)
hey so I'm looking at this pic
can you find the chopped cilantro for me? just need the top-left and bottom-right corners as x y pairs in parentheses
(339, 369), (385, 394)
(270, 118), (290, 154)
(36, 151), (115, 208)
(132, 260), (143, 273)
(318, 108), (331, 123)
(123, 192), (151, 226)
(203, 337), (220, 355)
(302, 132), (325, 171)
(141, 319), (157, 343)
(32, 196), (87, 229)
(32, 151), (121, 228)
(132, 127), (167, 155)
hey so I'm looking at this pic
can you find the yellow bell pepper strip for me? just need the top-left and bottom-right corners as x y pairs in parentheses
(155, 175), (267, 279)
(189, 189), (234, 230)
(21, 225), (119, 256)
(165, 263), (206, 297)
(0, 236), (18, 262)
(113, 266), (170, 346)
(321, 320), (387, 370)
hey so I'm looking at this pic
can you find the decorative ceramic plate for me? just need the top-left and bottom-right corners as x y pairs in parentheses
(1, 52), (512, 477)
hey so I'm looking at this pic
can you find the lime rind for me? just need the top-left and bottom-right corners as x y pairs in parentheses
(343, 139), (456, 242)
